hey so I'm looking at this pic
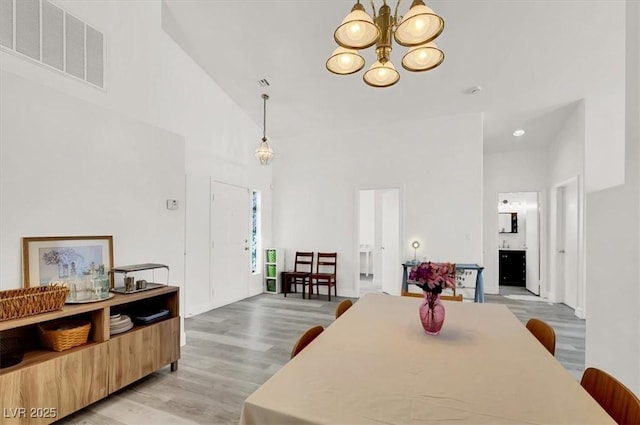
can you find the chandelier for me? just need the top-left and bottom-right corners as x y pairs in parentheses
(326, 0), (444, 88)
(255, 93), (274, 165)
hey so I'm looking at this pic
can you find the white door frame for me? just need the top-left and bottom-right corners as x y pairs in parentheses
(354, 185), (405, 297)
(549, 175), (585, 318)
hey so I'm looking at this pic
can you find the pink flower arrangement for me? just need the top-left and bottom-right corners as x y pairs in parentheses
(408, 262), (456, 294)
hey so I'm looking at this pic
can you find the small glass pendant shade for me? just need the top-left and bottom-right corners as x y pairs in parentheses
(363, 60), (400, 88)
(334, 4), (380, 49)
(394, 1), (444, 47)
(326, 47), (365, 75)
(255, 138), (274, 165)
(401, 42), (444, 72)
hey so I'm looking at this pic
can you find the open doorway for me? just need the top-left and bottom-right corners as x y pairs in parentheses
(357, 188), (401, 297)
(498, 192), (541, 297)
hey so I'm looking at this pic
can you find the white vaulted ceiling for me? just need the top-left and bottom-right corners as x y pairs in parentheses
(161, 0), (625, 153)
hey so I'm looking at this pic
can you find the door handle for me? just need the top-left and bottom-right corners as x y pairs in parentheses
(558, 250), (565, 253)
(380, 246), (385, 250)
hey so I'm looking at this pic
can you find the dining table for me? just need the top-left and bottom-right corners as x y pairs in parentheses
(239, 293), (614, 425)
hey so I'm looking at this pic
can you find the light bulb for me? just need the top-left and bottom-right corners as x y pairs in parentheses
(340, 54), (354, 67)
(349, 22), (362, 36)
(413, 18), (426, 31)
(326, 47), (365, 75)
(363, 60), (400, 87)
(401, 42), (444, 72)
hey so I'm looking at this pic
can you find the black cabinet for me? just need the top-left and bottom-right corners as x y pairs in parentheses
(499, 250), (526, 286)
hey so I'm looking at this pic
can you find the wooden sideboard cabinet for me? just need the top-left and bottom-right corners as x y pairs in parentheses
(0, 286), (180, 425)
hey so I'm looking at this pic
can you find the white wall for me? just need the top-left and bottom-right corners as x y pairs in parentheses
(483, 148), (548, 294)
(0, 0), (272, 318)
(585, 0), (640, 394)
(274, 113), (483, 297)
(0, 71), (185, 289)
(545, 102), (587, 315)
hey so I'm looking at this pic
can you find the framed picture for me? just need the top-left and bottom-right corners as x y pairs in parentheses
(22, 236), (114, 288)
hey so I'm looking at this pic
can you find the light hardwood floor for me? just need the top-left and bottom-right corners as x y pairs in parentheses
(57, 288), (585, 424)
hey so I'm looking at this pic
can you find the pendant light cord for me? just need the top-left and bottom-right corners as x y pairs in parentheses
(262, 93), (269, 142)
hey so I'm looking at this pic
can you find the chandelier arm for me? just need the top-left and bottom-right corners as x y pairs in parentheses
(394, 0), (401, 23)
(369, 0), (377, 19)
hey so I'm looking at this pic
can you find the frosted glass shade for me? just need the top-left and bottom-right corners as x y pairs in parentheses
(326, 47), (365, 75)
(334, 7), (379, 49)
(401, 42), (444, 72)
(255, 139), (274, 165)
(394, 2), (444, 47)
(363, 60), (400, 88)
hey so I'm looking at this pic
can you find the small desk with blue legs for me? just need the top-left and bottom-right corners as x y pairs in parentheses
(402, 263), (485, 302)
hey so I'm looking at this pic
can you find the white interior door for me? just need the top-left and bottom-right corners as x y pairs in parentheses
(211, 181), (250, 307)
(556, 181), (579, 309)
(380, 189), (400, 295)
(525, 192), (540, 295)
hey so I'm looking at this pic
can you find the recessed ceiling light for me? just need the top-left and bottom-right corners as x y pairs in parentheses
(513, 129), (526, 137)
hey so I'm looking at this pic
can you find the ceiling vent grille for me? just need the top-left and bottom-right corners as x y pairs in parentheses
(258, 78), (270, 87)
(0, 0), (105, 89)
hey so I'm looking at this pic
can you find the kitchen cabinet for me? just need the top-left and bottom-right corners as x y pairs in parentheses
(499, 250), (526, 286)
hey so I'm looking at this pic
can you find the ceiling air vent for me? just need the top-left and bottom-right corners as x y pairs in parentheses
(258, 78), (270, 87)
(0, 0), (105, 89)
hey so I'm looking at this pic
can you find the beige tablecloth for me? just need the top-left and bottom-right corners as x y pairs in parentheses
(240, 293), (613, 425)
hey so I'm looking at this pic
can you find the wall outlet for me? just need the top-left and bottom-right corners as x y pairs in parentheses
(166, 199), (179, 210)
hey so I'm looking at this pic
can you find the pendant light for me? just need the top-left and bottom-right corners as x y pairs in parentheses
(255, 93), (274, 165)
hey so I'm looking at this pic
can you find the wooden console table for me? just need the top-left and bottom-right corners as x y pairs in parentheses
(0, 286), (180, 424)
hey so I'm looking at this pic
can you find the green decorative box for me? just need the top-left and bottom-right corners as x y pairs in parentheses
(267, 265), (276, 278)
(266, 279), (276, 292)
(266, 249), (276, 263)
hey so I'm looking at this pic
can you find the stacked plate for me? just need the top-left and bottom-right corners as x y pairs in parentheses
(110, 313), (133, 336)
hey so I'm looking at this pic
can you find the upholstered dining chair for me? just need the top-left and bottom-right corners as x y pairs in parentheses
(283, 251), (314, 299)
(290, 325), (324, 359)
(401, 291), (463, 302)
(580, 367), (640, 425)
(309, 252), (337, 301)
(335, 299), (353, 319)
(525, 318), (556, 356)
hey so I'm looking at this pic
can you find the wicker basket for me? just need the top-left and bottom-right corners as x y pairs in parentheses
(0, 286), (69, 322)
(38, 320), (91, 352)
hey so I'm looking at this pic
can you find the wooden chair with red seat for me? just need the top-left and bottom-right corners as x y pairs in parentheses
(335, 299), (353, 319)
(309, 252), (337, 301)
(580, 367), (640, 425)
(290, 325), (324, 359)
(525, 318), (556, 356)
(283, 251), (314, 299)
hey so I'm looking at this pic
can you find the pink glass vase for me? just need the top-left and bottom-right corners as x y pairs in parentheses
(419, 292), (445, 335)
